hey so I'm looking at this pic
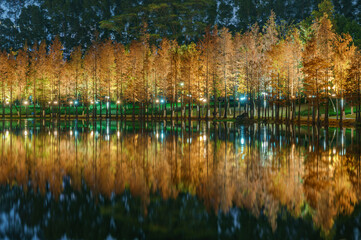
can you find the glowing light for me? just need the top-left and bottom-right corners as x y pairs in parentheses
(70, 130), (73, 136)
(107, 102), (110, 108)
(117, 131), (120, 138)
(180, 82), (184, 87)
(90, 131), (94, 136)
(156, 99), (160, 103)
(24, 101), (29, 105)
(240, 97), (246, 101)
(74, 101), (78, 105)
(91, 100), (94, 104)
(53, 101), (58, 105)
(160, 99), (165, 103)
(116, 100), (121, 104)
(69, 101), (73, 105)
(332, 94), (336, 97)
(24, 130), (28, 136)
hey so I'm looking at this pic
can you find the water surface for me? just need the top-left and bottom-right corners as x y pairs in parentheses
(0, 120), (360, 239)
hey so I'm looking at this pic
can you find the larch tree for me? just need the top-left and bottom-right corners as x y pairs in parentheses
(218, 27), (233, 118)
(314, 14), (335, 125)
(333, 33), (355, 125)
(114, 42), (127, 118)
(49, 36), (64, 118)
(302, 36), (328, 124)
(0, 51), (10, 117)
(262, 12), (279, 120)
(99, 39), (116, 118)
(84, 40), (101, 118)
(69, 46), (83, 118)
(346, 50), (361, 121)
(15, 44), (30, 105)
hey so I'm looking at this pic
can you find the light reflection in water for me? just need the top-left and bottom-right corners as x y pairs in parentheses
(0, 120), (360, 239)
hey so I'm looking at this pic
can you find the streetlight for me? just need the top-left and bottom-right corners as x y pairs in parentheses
(69, 101), (73, 117)
(23, 101), (29, 118)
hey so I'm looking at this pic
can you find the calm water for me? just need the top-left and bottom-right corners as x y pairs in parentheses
(0, 120), (361, 239)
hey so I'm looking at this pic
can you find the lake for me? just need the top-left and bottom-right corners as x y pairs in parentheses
(0, 120), (360, 239)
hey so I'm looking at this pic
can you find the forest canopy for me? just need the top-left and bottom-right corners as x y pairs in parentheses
(1, 0), (361, 50)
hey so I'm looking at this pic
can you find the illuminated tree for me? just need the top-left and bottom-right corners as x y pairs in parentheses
(84, 40), (101, 118)
(218, 27), (233, 118)
(68, 46), (83, 118)
(49, 36), (64, 117)
(99, 39), (115, 118)
(333, 33), (355, 125)
(346, 51), (361, 121)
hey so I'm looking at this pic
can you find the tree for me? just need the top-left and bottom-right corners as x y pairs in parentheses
(68, 46), (83, 118)
(333, 33), (355, 125)
(49, 36), (64, 118)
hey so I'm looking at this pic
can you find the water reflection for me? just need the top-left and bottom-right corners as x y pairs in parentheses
(0, 120), (360, 239)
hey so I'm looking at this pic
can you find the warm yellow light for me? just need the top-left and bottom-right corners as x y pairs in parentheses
(69, 101), (73, 105)
(116, 100), (121, 104)
(156, 99), (160, 103)
(53, 101), (58, 105)
(23, 101), (28, 105)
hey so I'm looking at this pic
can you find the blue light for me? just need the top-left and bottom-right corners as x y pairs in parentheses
(74, 101), (78, 105)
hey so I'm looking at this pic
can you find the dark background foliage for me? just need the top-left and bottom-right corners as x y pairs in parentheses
(1, 0), (361, 52)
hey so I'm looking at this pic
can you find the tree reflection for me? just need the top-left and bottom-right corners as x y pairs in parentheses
(0, 121), (360, 239)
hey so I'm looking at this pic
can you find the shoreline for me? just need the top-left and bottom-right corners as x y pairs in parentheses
(0, 115), (359, 128)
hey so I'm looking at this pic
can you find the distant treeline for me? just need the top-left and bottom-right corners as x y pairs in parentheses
(1, 0), (361, 51)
